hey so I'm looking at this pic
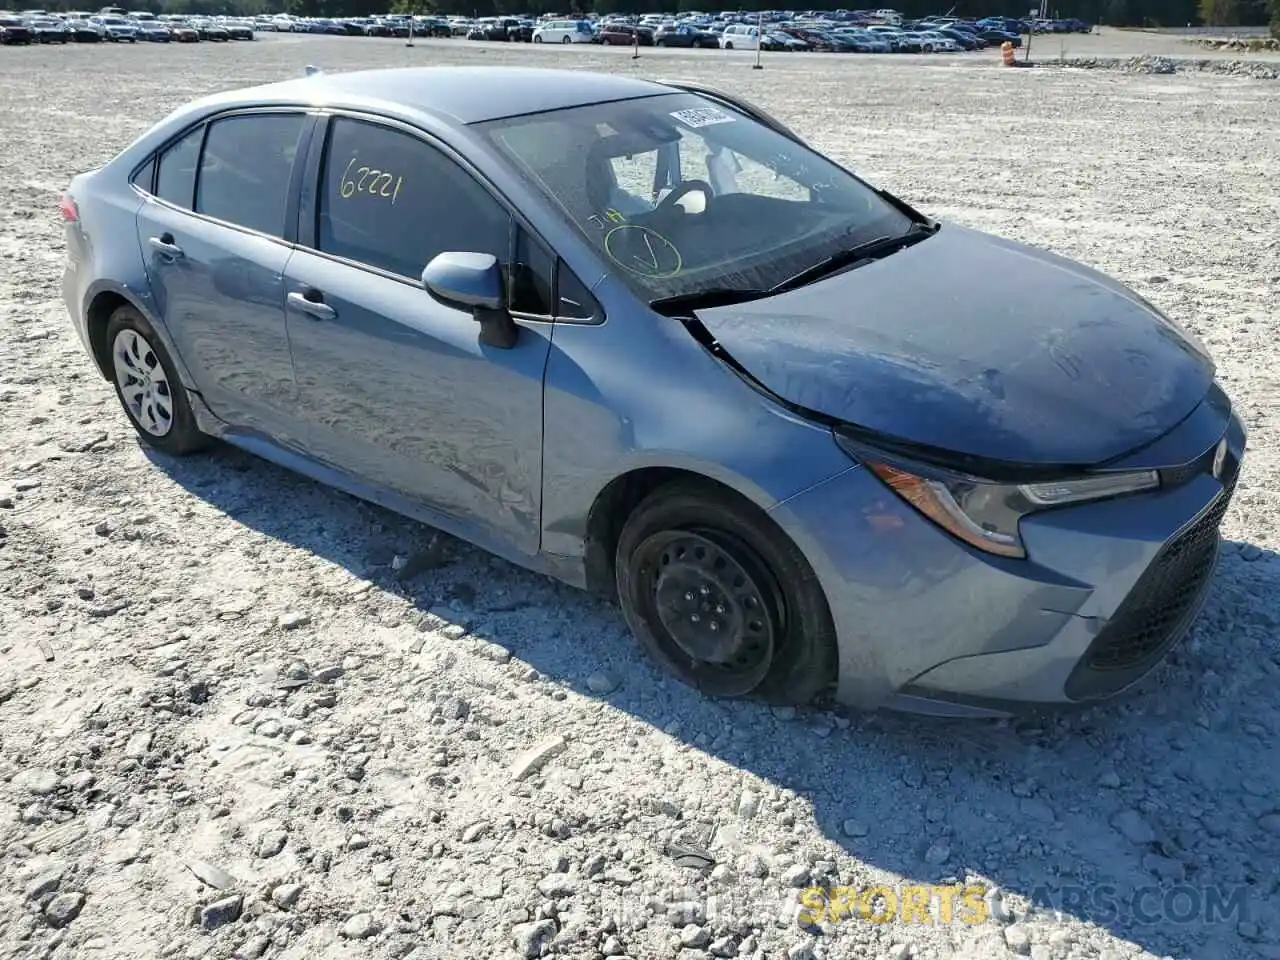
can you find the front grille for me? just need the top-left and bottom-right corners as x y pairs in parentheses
(1065, 471), (1237, 699)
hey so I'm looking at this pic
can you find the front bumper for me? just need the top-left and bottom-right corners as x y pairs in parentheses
(770, 398), (1245, 718)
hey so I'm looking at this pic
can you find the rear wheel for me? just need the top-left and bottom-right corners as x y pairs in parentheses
(615, 480), (837, 705)
(561, 34), (570, 43)
(105, 306), (207, 456)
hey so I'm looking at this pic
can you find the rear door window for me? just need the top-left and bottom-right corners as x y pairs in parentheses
(195, 113), (306, 239)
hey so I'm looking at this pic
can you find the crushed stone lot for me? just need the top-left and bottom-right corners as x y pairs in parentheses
(2, 35), (1279, 960)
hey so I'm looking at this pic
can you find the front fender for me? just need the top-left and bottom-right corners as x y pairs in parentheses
(539, 293), (854, 561)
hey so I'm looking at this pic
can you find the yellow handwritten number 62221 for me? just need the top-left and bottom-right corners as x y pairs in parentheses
(339, 156), (404, 205)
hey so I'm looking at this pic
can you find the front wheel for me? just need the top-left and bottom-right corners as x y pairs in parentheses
(723, 41), (733, 48)
(533, 34), (542, 41)
(615, 480), (837, 706)
(561, 34), (570, 43)
(105, 306), (207, 456)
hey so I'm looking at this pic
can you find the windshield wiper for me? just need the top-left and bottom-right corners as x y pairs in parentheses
(768, 222), (938, 294)
(649, 287), (770, 316)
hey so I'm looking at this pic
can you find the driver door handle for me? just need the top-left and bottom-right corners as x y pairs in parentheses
(287, 290), (336, 322)
(148, 234), (184, 259)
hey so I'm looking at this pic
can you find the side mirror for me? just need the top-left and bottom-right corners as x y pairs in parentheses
(421, 251), (519, 349)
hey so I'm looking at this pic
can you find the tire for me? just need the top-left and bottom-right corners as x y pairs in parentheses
(533, 34), (542, 41)
(724, 41), (732, 49)
(561, 34), (570, 43)
(104, 306), (207, 456)
(615, 479), (837, 706)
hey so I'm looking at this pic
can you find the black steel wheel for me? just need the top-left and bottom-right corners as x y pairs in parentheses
(616, 480), (837, 705)
(629, 527), (781, 696)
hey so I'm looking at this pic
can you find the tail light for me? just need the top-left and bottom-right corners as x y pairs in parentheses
(58, 194), (79, 222)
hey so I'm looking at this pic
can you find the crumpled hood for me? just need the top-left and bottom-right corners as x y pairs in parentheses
(693, 224), (1215, 467)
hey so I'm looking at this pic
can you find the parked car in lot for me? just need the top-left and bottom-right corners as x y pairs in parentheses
(843, 28), (892, 51)
(597, 22), (653, 45)
(866, 24), (914, 50)
(777, 26), (831, 49)
(90, 14), (138, 41)
(414, 16), (454, 37)
(484, 16), (522, 40)
(223, 18), (255, 40)
(915, 30), (959, 51)
(190, 18), (229, 40)
(169, 22), (199, 42)
(765, 30), (808, 50)
(718, 22), (762, 49)
(467, 17), (513, 40)
(60, 66), (1246, 716)
(0, 15), (35, 43)
(531, 18), (593, 42)
(29, 16), (70, 42)
(136, 21), (172, 41)
(979, 28), (1022, 45)
(353, 16), (392, 36)
(64, 18), (102, 41)
(939, 26), (983, 49)
(653, 23), (717, 47)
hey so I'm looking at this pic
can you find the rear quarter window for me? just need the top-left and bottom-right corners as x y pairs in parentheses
(153, 124), (205, 208)
(130, 157), (155, 194)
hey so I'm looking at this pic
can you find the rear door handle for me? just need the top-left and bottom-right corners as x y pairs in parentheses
(148, 234), (184, 259)
(287, 290), (336, 321)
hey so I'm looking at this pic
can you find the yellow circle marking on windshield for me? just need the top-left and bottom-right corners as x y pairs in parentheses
(603, 224), (683, 280)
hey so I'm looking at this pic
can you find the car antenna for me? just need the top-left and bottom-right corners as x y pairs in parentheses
(304, 64), (324, 77)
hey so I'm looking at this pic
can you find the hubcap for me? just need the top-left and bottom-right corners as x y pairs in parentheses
(632, 528), (779, 696)
(111, 328), (173, 437)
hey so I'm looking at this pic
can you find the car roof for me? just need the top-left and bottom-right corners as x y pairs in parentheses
(220, 66), (674, 126)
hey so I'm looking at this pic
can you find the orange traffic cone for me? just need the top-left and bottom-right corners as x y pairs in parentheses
(1001, 41), (1015, 66)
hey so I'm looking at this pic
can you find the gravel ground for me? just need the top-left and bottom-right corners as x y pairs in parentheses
(2, 35), (1279, 960)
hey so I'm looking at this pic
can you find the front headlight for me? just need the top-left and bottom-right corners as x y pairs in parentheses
(837, 435), (1159, 559)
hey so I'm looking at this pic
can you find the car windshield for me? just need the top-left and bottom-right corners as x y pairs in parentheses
(478, 92), (913, 303)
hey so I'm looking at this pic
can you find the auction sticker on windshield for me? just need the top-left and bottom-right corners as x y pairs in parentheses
(670, 107), (736, 128)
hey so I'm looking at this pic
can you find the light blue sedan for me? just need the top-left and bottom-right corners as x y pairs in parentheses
(60, 67), (1244, 716)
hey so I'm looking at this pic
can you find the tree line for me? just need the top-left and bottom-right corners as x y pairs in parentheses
(30, 0), (1278, 35)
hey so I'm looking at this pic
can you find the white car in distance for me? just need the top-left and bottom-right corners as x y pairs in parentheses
(531, 18), (594, 42)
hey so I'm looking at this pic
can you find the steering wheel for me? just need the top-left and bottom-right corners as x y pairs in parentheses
(654, 179), (713, 215)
